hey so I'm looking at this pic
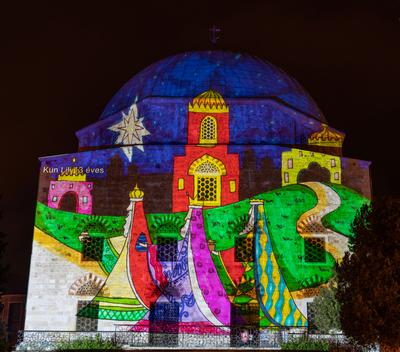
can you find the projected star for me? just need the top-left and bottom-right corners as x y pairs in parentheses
(109, 102), (150, 161)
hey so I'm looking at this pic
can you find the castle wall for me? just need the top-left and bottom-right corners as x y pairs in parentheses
(25, 240), (102, 331)
(47, 180), (93, 214)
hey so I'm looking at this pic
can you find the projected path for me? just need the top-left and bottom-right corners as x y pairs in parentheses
(296, 182), (349, 262)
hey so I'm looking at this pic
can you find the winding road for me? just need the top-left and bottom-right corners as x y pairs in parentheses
(296, 182), (349, 263)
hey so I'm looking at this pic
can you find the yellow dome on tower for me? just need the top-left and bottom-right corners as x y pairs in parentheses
(308, 124), (345, 148)
(189, 89), (229, 113)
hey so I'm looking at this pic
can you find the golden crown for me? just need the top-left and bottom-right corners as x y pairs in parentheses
(57, 166), (86, 182)
(129, 184), (144, 199)
(250, 198), (264, 205)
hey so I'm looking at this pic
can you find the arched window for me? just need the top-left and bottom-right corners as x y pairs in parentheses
(199, 116), (217, 144)
(195, 161), (219, 204)
(68, 273), (105, 296)
(189, 155), (226, 207)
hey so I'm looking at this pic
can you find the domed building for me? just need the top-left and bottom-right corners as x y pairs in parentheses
(23, 51), (371, 348)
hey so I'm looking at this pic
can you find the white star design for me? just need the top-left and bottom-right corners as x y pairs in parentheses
(109, 102), (150, 161)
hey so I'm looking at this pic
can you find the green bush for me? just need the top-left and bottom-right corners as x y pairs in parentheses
(0, 339), (9, 352)
(55, 334), (120, 350)
(307, 276), (342, 334)
(281, 336), (330, 351)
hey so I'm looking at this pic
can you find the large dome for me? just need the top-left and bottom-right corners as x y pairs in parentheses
(100, 51), (325, 122)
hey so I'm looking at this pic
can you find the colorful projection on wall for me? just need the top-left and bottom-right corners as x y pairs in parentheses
(33, 178), (368, 331)
(26, 87), (371, 336)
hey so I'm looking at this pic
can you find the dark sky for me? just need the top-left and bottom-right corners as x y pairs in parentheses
(1, 1), (399, 293)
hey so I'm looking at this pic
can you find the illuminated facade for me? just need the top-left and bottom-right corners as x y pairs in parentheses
(23, 51), (371, 347)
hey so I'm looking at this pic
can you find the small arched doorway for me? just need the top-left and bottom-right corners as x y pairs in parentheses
(297, 162), (331, 184)
(58, 191), (78, 212)
(189, 154), (226, 207)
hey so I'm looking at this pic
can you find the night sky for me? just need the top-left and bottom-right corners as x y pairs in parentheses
(1, 1), (399, 293)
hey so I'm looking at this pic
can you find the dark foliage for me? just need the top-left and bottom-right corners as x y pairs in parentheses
(0, 195), (8, 291)
(308, 276), (341, 334)
(337, 197), (400, 350)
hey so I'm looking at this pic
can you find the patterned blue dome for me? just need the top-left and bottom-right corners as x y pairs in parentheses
(100, 51), (325, 122)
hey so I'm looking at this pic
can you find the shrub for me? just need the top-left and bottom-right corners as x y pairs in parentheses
(307, 276), (341, 333)
(280, 336), (330, 351)
(56, 334), (120, 350)
(337, 198), (400, 351)
(0, 339), (9, 352)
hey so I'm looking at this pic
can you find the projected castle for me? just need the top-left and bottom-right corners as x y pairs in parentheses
(23, 51), (371, 348)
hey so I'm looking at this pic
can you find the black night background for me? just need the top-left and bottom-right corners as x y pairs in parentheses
(0, 1), (399, 294)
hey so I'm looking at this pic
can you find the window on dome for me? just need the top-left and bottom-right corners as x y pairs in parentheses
(284, 172), (289, 183)
(157, 236), (178, 262)
(197, 176), (217, 202)
(81, 236), (104, 262)
(76, 281), (100, 296)
(76, 300), (98, 331)
(199, 116), (217, 144)
(149, 302), (179, 346)
(235, 235), (254, 262)
(304, 237), (326, 263)
(189, 155), (226, 207)
(194, 161), (220, 206)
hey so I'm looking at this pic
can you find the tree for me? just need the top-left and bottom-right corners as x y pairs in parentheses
(308, 276), (341, 334)
(337, 197), (400, 352)
(0, 195), (7, 292)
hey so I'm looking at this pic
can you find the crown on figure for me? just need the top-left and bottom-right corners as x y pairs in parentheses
(250, 198), (264, 205)
(187, 193), (203, 208)
(189, 89), (229, 113)
(129, 184), (144, 199)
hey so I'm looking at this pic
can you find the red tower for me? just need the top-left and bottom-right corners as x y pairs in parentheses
(172, 90), (239, 212)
